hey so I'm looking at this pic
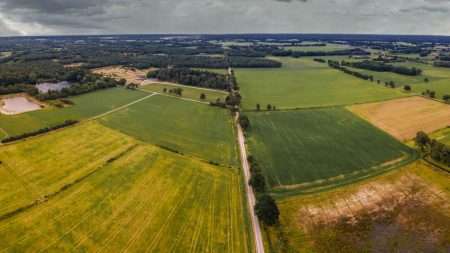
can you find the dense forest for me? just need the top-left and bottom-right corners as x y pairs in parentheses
(342, 60), (423, 76)
(147, 68), (230, 90)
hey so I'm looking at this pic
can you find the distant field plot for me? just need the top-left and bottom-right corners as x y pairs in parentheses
(345, 61), (450, 100)
(0, 122), (250, 252)
(0, 88), (147, 138)
(141, 82), (228, 103)
(264, 161), (450, 253)
(246, 108), (414, 191)
(349, 96), (450, 141)
(100, 95), (238, 166)
(285, 43), (352, 52)
(236, 57), (406, 110)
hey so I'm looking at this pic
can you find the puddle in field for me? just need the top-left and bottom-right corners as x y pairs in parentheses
(36, 81), (71, 94)
(0, 96), (42, 115)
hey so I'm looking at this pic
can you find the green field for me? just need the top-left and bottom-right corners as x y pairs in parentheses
(99, 94), (238, 166)
(236, 57), (406, 110)
(245, 108), (415, 192)
(0, 122), (250, 252)
(0, 88), (148, 138)
(285, 43), (352, 52)
(140, 83), (228, 103)
(343, 61), (450, 100)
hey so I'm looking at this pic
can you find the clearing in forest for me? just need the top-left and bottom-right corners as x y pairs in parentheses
(264, 161), (450, 253)
(0, 122), (251, 253)
(92, 66), (154, 84)
(349, 96), (450, 141)
(236, 57), (406, 110)
(99, 94), (239, 167)
(245, 108), (415, 192)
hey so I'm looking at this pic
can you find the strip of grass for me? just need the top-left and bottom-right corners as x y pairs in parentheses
(99, 94), (238, 167)
(236, 57), (406, 110)
(0, 88), (148, 138)
(245, 108), (415, 191)
(141, 83), (228, 103)
(0, 122), (251, 252)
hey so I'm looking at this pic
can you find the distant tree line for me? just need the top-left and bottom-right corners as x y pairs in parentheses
(341, 60), (422, 76)
(434, 61), (450, 68)
(147, 68), (230, 90)
(272, 48), (370, 58)
(1, 120), (79, 143)
(415, 131), (449, 167)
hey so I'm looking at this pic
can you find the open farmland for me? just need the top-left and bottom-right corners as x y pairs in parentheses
(264, 161), (450, 253)
(245, 108), (415, 193)
(236, 57), (406, 110)
(141, 82), (228, 103)
(285, 43), (353, 52)
(0, 88), (148, 138)
(349, 96), (450, 141)
(0, 122), (251, 252)
(99, 94), (238, 166)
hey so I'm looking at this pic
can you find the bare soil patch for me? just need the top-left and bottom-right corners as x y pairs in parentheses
(92, 66), (155, 85)
(349, 96), (450, 141)
(0, 94), (44, 115)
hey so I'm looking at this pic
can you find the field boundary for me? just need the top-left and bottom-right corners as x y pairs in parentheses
(142, 80), (229, 94)
(138, 88), (210, 105)
(90, 93), (157, 120)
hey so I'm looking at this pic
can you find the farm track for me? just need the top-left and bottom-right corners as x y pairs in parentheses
(90, 93), (157, 120)
(138, 88), (210, 105)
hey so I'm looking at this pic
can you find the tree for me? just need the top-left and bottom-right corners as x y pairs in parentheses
(254, 194), (279, 226)
(256, 104), (261, 111)
(249, 173), (266, 193)
(443, 94), (450, 102)
(430, 91), (436, 98)
(200, 93), (206, 100)
(267, 104), (272, 111)
(403, 85), (411, 91)
(415, 131), (430, 152)
(239, 115), (251, 131)
(424, 78), (429, 83)
(118, 78), (127, 86)
(163, 88), (167, 93)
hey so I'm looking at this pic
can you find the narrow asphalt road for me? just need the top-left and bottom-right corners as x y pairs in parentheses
(236, 113), (265, 253)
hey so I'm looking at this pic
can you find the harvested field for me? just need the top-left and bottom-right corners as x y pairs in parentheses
(0, 122), (251, 252)
(92, 66), (153, 85)
(349, 96), (450, 141)
(264, 161), (450, 253)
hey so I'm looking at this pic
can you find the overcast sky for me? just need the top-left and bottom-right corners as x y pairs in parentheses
(0, 0), (449, 36)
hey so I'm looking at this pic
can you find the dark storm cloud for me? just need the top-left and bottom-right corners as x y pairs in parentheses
(0, 0), (449, 36)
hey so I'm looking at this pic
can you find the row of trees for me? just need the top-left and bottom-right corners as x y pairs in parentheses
(327, 60), (373, 81)
(272, 48), (369, 58)
(342, 60), (422, 76)
(148, 68), (230, 90)
(1, 120), (79, 143)
(415, 131), (450, 167)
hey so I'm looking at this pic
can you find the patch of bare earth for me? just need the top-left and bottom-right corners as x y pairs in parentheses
(92, 66), (155, 85)
(290, 171), (450, 252)
(349, 96), (450, 141)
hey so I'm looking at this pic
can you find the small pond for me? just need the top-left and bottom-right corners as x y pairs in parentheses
(0, 96), (42, 115)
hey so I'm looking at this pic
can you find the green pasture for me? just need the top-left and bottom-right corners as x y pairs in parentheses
(140, 83), (228, 103)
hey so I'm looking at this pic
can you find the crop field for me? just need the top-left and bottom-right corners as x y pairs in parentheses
(235, 57), (406, 110)
(349, 96), (450, 141)
(263, 161), (450, 253)
(245, 108), (415, 191)
(0, 122), (250, 252)
(99, 94), (238, 166)
(345, 61), (450, 100)
(0, 88), (148, 138)
(141, 82), (228, 103)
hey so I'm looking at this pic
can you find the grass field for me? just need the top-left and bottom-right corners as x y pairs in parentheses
(141, 83), (228, 103)
(0, 122), (251, 252)
(263, 161), (450, 253)
(245, 108), (415, 192)
(344, 61), (450, 100)
(99, 94), (238, 166)
(236, 57), (406, 110)
(0, 88), (148, 138)
(349, 96), (450, 141)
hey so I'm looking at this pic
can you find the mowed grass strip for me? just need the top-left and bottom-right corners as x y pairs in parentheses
(349, 96), (450, 141)
(99, 94), (238, 166)
(0, 122), (250, 253)
(140, 82), (228, 103)
(0, 88), (148, 137)
(236, 57), (406, 110)
(246, 108), (414, 189)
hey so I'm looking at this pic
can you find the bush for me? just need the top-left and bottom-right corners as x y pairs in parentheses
(254, 194), (280, 226)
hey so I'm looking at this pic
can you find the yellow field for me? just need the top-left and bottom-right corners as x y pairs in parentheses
(0, 122), (251, 252)
(349, 96), (450, 141)
(264, 161), (450, 252)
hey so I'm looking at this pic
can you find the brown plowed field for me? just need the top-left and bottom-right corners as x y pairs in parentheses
(349, 96), (450, 141)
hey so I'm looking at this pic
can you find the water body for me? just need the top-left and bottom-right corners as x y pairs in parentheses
(0, 97), (42, 115)
(36, 81), (71, 94)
